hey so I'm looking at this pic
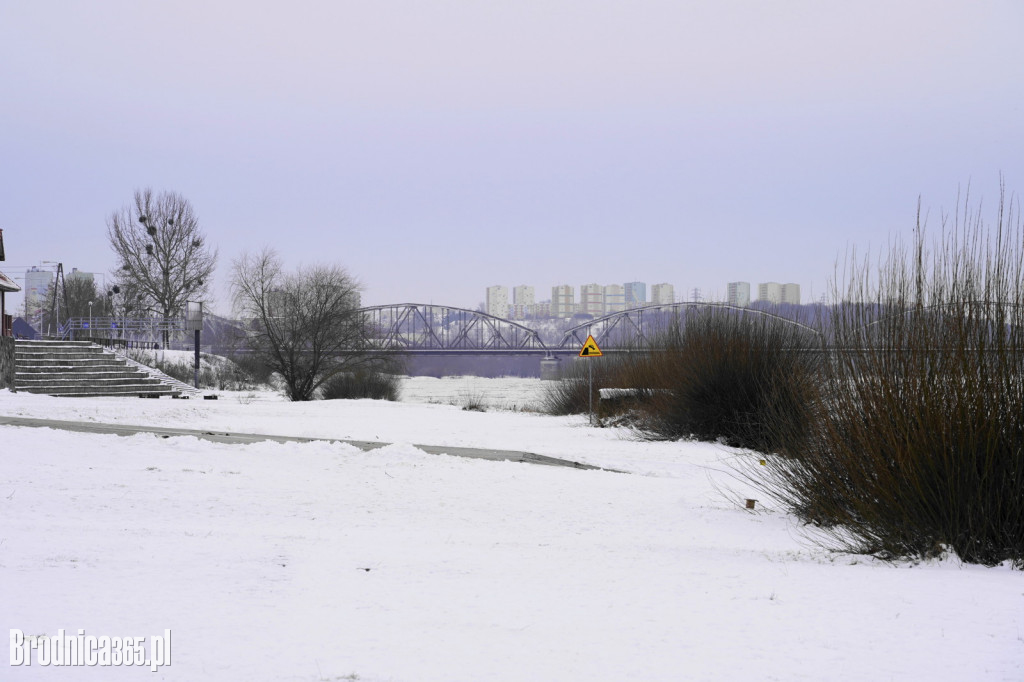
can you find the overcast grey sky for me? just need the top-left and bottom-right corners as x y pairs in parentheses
(2, 1), (1022, 313)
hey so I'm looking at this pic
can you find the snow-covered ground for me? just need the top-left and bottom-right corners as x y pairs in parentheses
(2, 379), (1022, 681)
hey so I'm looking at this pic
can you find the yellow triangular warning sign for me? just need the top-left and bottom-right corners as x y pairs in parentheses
(579, 334), (603, 357)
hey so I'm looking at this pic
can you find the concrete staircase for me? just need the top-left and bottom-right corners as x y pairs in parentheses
(14, 340), (185, 398)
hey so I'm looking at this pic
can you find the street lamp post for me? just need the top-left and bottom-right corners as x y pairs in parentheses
(88, 300), (93, 339)
(186, 301), (203, 389)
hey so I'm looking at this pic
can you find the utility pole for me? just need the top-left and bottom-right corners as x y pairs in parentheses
(48, 263), (67, 338)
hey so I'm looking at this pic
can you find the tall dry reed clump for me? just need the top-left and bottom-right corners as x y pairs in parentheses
(634, 309), (821, 451)
(759, 188), (1024, 566)
(542, 307), (821, 453)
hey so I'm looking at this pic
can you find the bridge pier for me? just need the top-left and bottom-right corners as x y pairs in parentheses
(540, 356), (561, 380)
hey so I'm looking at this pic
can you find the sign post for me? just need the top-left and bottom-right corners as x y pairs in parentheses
(578, 334), (603, 425)
(186, 302), (203, 389)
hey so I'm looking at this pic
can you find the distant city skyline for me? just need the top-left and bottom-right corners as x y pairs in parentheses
(481, 279), (803, 320)
(3, 257), (812, 319)
(2, 3), (1021, 317)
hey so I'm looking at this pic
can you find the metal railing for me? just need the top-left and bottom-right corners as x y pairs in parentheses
(57, 316), (189, 344)
(77, 336), (161, 351)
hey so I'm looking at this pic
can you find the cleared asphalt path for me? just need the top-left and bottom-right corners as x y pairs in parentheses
(0, 415), (613, 471)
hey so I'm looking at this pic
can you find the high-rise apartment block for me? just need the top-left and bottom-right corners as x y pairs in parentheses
(651, 283), (675, 305)
(781, 283), (801, 305)
(758, 282), (782, 304)
(513, 285), (534, 306)
(604, 284), (626, 314)
(727, 282), (751, 307)
(25, 267), (53, 325)
(67, 268), (95, 283)
(757, 282), (800, 305)
(485, 285), (509, 318)
(510, 285), (534, 320)
(580, 283), (605, 317)
(624, 282), (646, 308)
(552, 285), (574, 317)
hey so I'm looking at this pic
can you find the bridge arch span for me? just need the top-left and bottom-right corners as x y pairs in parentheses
(557, 302), (821, 351)
(854, 300), (1024, 332)
(357, 303), (548, 353)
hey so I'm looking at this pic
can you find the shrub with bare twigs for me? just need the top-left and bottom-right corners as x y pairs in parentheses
(757, 186), (1024, 567)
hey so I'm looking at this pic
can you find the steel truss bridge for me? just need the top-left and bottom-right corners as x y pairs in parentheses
(555, 302), (820, 352)
(359, 304), (548, 355)
(55, 303), (819, 355)
(360, 302), (818, 355)
(53, 301), (1019, 357)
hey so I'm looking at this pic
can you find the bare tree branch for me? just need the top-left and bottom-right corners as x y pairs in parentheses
(40, 276), (111, 332)
(107, 188), (217, 344)
(232, 248), (379, 401)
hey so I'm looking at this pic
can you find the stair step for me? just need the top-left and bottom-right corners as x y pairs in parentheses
(12, 340), (189, 398)
(17, 384), (180, 396)
(17, 374), (165, 384)
(16, 360), (129, 372)
(16, 356), (126, 363)
(16, 353), (112, 361)
(16, 341), (96, 347)
(16, 371), (153, 381)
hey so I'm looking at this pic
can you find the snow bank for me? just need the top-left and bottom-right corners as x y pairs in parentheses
(1, 385), (1021, 681)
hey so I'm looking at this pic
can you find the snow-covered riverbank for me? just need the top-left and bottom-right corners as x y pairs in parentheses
(2, 383), (1020, 681)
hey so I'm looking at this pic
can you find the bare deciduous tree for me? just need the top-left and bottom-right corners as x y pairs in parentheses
(107, 189), (217, 344)
(231, 248), (377, 401)
(41, 275), (111, 333)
